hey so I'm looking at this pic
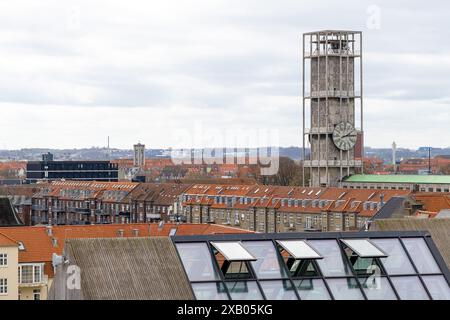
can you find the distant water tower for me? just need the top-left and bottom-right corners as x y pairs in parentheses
(134, 143), (145, 167)
(392, 141), (397, 173)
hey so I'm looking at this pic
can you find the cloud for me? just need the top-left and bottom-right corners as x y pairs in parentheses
(0, 0), (449, 149)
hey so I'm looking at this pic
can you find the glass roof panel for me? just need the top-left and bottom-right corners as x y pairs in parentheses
(294, 279), (331, 300)
(225, 281), (263, 300)
(340, 239), (387, 258)
(276, 240), (322, 259)
(259, 280), (298, 300)
(175, 242), (221, 282)
(326, 278), (365, 300)
(243, 241), (288, 279)
(359, 277), (397, 300)
(401, 238), (441, 274)
(308, 240), (352, 277)
(390, 276), (430, 300)
(421, 275), (450, 300)
(370, 239), (415, 275)
(192, 282), (229, 300)
(210, 242), (256, 261)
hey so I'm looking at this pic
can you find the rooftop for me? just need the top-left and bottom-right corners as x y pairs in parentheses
(51, 237), (194, 300)
(0, 223), (252, 267)
(345, 174), (450, 184)
(172, 231), (450, 300)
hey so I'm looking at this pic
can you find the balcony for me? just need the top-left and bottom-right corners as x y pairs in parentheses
(32, 205), (47, 211)
(303, 159), (363, 167)
(306, 90), (360, 99)
(305, 49), (361, 58)
(31, 217), (49, 225)
(19, 275), (49, 288)
(68, 207), (90, 214)
(94, 209), (109, 215)
(18, 264), (48, 288)
(304, 127), (333, 135)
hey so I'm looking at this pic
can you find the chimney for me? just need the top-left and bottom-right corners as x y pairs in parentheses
(117, 229), (124, 237)
(46, 225), (53, 237)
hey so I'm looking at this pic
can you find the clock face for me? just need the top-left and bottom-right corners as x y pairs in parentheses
(332, 122), (357, 151)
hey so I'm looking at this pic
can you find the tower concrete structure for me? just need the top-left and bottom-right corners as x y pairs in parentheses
(133, 143), (145, 167)
(302, 30), (364, 187)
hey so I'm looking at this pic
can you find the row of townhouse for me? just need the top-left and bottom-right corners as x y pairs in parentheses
(182, 184), (413, 232)
(0, 223), (250, 300)
(30, 181), (192, 226)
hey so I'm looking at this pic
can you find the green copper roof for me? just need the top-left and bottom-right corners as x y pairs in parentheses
(345, 174), (450, 184)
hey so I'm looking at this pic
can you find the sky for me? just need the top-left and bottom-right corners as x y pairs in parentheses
(0, 0), (449, 150)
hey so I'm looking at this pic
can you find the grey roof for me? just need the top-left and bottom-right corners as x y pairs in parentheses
(62, 237), (195, 300)
(436, 210), (450, 218)
(371, 196), (407, 220)
(371, 218), (450, 268)
(0, 196), (23, 226)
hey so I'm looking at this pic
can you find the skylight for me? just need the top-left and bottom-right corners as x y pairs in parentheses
(174, 231), (449, 301)
(340, 239), (387, 258)
(277, 240), (322, 259)
(210, 242), (256, 261)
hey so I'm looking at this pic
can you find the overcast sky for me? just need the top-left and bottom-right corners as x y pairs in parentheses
(0, 0), (449, 150)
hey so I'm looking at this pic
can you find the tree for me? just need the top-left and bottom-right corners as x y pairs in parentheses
(439, 163), (450, 175)
(259, 156), (307, 186)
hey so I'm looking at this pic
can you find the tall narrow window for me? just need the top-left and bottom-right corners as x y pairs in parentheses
(0, 279), (7, 294)
(0, 254), (7, 266)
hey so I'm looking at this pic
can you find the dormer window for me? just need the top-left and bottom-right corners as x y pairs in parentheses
(210, 242), (256, 280)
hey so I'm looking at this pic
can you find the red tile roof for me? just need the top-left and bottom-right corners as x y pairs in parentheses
(413, 193), (450, 213)
(183, 184), (411, 218)
(0, 223), (252, 266)
(0, 232), (18, 247)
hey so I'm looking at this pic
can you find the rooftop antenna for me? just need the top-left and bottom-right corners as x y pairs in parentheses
(107, 136), (111, 161)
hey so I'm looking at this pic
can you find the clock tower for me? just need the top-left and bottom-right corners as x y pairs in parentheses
(302, 30), (364, 187)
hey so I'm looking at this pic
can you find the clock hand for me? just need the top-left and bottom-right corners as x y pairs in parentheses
(342, 132), (357, 138)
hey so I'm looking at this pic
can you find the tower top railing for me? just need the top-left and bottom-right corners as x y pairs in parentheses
(305, 49), (361, 57)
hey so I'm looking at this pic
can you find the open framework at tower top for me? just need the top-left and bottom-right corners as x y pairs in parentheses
(302, 30), (364, 187)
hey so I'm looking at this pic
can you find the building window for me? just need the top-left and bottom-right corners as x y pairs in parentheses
(18, 264), (43, 284)
(305, 216), (312, 229)
(0, 253), (7, 266)
(0, 279), (7, 294)
(33, 289), (41, 300)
